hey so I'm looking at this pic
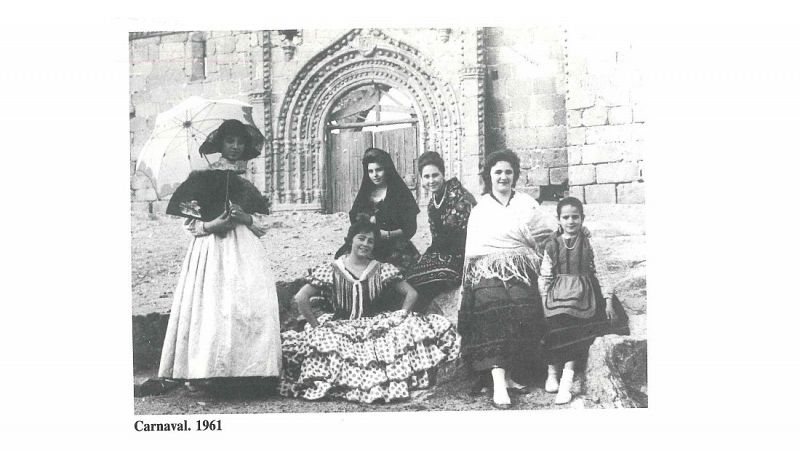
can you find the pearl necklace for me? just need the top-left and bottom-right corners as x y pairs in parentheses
(432, 186), (447, 209)
(562, 234), (579, 250)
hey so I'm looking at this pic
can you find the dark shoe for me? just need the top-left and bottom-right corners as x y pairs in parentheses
(134, 378), (180, 397)
(491, 399), (512, 410)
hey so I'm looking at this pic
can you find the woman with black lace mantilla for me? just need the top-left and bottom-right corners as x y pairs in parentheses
(334, 147), (420, 274)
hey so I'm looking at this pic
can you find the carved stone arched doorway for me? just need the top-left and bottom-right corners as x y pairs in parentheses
(326, 84), (421, 213)
(271, 28), (464, 213)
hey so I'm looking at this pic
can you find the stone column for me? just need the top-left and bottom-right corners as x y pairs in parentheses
(458, 28), (487, 197)
(247, 91), (267, 192)
(262, 30), (274, 201)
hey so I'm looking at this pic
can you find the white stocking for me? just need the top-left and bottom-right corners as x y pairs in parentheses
(491, 367), (510, 405)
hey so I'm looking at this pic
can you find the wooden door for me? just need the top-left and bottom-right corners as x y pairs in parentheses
(373, 126), (420, 204)
(328, 125), (419, 213)
(328, 131), (373, 213)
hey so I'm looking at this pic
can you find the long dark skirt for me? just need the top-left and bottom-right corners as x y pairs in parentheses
(458, 277), (546, 372)
(542, 290), (629, 366)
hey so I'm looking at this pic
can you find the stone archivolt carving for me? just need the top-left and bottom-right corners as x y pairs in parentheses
(272, 28), (464, 211)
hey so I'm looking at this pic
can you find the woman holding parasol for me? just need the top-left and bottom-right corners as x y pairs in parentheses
(157, 119), (281, 396)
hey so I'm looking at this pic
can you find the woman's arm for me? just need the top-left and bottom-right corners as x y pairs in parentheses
(187, 210), (234, 236)
(245, 212), (270, 237)
(538, 249), (555, 302)
(521, 208), (556, 253)
(586, 239), (618, 320)
(183, 218), (210, 237)
(294, 284), (323, 328)
(381, 206), (418, 240)
(393, 280), (418, 313)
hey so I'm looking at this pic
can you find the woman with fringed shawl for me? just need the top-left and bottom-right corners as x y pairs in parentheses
(334, 147), (420, 274)
(280, 219), (460, 404)
(458, 150), (556, 409)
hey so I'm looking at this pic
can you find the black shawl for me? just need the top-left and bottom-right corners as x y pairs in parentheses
(348, 148), (419, 236)
(166, 170), (270, 222)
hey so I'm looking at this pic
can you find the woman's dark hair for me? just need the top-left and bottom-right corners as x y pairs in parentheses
(362, 147), (389, 169)
(481, 150), (521, 194)
(199, 119), (262, 160)
(344, 216), (380, 253)
(556, 196), (585, 217)
(417, 151), (445, 176)
(349, 147), (420, 224)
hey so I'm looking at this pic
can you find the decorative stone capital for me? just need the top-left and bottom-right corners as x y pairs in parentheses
(247, 92), (265, 103)
(459, 65), (485, 81)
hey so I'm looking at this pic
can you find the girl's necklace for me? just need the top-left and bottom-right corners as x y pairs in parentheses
(432, 186), (447, 209)
(562, 234), (579, 250)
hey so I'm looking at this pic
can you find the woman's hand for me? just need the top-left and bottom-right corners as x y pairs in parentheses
(295, 284), (321, 328)
(394, 280), (418, 313)
(203, 210), (234, 235)
(229, 203), (253, 226)
(605, 296), (618, 320)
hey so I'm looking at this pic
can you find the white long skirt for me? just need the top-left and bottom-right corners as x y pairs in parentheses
(158, 224), (282, 379)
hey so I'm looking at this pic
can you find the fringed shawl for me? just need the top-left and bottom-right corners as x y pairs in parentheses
(463, 190), (556, 286)
(307, 257), (402, 319)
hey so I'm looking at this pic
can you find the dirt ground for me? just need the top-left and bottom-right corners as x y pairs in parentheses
(131, 201), (646, 414)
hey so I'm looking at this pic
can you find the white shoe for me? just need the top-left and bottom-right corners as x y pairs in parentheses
(554, 388), (572, 404)
(554, 369), (574, 405)
(545, 374), (559, 393)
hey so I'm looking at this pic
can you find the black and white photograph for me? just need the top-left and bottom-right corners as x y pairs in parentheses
(4, 2), (800, 449)
(129, 26), (647, 414)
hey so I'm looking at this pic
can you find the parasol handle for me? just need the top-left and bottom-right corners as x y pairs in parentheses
(225, 171), (231, 214)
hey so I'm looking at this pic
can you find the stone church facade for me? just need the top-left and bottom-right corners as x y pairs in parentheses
(130, 27), (644, 212)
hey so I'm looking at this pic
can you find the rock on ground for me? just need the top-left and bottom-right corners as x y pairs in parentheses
(584, 334), (648, 408)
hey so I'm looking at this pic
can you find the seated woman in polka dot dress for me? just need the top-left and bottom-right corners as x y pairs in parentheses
(280, 218), (461, 404)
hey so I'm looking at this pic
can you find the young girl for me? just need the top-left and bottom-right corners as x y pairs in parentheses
(158, 119), (282, 396)
(538, 197), (628, 404)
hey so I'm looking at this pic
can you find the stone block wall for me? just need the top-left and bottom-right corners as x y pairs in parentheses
(484, 27), (568, 198)
(129, 27), (645, 207)
(565, 27), (644, 204)
(129, 31), (264, 202)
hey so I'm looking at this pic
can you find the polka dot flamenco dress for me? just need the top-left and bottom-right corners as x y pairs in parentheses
(279, 257), (461, 403)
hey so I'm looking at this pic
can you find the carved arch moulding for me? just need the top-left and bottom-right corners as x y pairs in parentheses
(268, 28), (468, 211)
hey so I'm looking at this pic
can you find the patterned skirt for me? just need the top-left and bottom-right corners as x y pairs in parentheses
(280, 311), (461, 403)
(458, 277), (546, 372)
(406, 249), (464, 290)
